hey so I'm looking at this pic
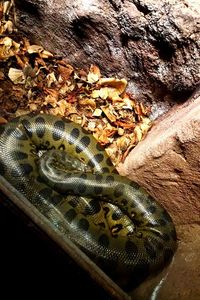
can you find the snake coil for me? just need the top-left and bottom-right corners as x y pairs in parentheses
(0, 113), (177, 283)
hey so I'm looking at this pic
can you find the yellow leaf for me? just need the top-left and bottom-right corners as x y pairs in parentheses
(87, 64), (101, 83)
(46, 72), (57, 87)
(92, 108), (102, 117)
(8, 68), (25, 84)
(98, 78), (127, 94)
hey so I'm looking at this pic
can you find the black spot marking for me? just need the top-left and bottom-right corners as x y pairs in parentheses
(35, 117), (45, 138)
(111, 169), (119, 174)
(130, 202), (137, 209)
(95, 174), (103, 181)
(87, 159), (95, 168)
(68, 128), (80, 145)
(78, 218), (89, 231)
(6, 128), (15, 136)
(52, 120), (65, 141)
(98, 222), (106, 228)
(80, 174), (87, 180)
(112, 210), (123, 220)
(163, 248), (174, 264)
(103, 206), (110, 216)
(84, 199), (101, 215)
(19, 163), (33, 176)
(102, 167), (110, 173)
(76, 136), (90, 153)
(148, 205), (157, 214)
(147, 194), (155, 202)
(136, 194), (146, 204)
(125, 240), (138, 254)
(170, 229), (177, 241)
(81, 127), (90, 135)
(17, 182), (26, 191)
(160, 233), (170, 241)
(153, 240), (164, 251)
(111, 223), (123, 234)
(10, 116), (21, 124)
(11, 151), (28, 160)
(98, 234), (109, 248)
(77, 183), (87, 194)
(69, 196), (80, 208)
(129, 181), (140, 189)
(144, 239), (157, 260)
(62, 117), (71, 124)
(106, 175), (115, 183)
(93, 153), (104, 163)
(0, 125), (5, 135)
(113, 184), (124, 197)
(0, 161), (5, 176)
(39, 187), (53, 199)
(121, 198), (128, 206)
(58, 144), (65, 150)
(65, 208), (77, 223)
(158, 218), (167, 226)
(93, 174), (103, 194)
(96, 143), (104, 151)
(11, 168), (20, 177)
(50, 194), (63, 205)
(94, 185), (103, 195)
(162, 210), (172, 223)
(11, 128), (29, 141)
(106, 157), (113, 166)
(22, 119), (32, 137)
(36, 175), (44, 183)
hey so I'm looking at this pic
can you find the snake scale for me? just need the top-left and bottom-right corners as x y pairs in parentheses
(0, 113), (177, 283)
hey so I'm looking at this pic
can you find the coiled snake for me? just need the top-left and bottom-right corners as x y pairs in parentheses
(0, 113), (177, 282)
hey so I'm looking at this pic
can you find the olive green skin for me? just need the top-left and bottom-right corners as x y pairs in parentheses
(0, 113), (177, 279)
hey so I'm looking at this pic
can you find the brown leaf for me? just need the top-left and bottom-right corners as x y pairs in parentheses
(58, 64), (74, 81)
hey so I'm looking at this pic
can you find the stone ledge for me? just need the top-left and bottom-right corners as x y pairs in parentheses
(130, 224), (200, 300)
(118, 88), (200, 225)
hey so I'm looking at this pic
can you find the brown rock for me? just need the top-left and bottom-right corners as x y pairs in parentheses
(118, 87), (200, 225)
(130, 224), (200, 300)
(16, 0), (200, 105)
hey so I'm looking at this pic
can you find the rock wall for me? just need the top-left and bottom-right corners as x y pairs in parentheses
(16, 0), (200, 106)
(118, 87), (200, 225)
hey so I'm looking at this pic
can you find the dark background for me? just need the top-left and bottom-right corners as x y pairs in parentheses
(0, 193), (112, 299)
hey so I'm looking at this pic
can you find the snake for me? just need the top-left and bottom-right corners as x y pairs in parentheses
(0, 113), (177, 284)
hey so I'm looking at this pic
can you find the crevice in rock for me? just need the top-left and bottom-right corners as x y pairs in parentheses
(120, 33), (129, 48)
(108, 0), (122, 11)
(132, 0), (152, 15)
(16, 0), (41, 18)
(71, 17), (92, 40)
(152, 39), (175, 61)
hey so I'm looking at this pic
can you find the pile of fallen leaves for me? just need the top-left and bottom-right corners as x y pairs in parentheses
(0, 1), (151, 165)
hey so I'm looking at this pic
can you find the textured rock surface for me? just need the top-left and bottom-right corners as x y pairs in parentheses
(16, 0), (200, 108)
(118, 87), (200, 225)
(130, 224), (200, 300)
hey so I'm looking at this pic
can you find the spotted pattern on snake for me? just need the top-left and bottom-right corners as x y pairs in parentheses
(0, 113), (177, 283)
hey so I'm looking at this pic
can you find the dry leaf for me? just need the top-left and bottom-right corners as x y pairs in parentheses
(98, 78), (127, 94)
(8, 68), (25, 84)
(87, 64), (101, 83)
(0, 11), (152, 166)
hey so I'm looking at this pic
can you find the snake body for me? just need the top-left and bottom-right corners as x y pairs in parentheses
(0, 113), (177, 283)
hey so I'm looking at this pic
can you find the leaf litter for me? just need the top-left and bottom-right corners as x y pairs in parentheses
(0, 1), (152, 165)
